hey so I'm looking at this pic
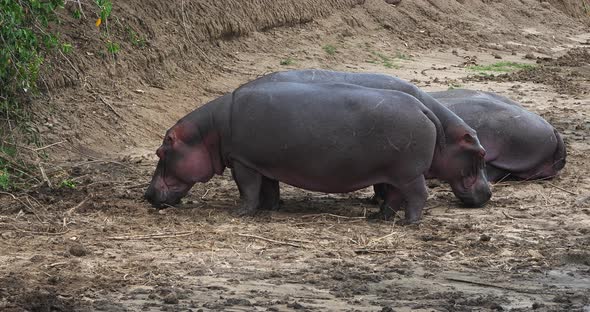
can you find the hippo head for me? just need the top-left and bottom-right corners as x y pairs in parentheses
(431, 128), (491, 207)
(144, 121), (223, 208)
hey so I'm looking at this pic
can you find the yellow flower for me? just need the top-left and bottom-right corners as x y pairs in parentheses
(95, 18), (102, 27)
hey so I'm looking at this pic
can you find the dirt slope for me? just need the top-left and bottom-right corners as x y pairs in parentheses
(32, 0), (589, 157)
(1, 0), (590, 311)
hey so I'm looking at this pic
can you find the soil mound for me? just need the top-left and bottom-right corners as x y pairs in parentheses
(465, 47), (590, 95)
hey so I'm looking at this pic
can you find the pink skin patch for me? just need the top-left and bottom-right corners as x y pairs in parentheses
(173, 142), (215, 183)
(147, 123), (223, 206)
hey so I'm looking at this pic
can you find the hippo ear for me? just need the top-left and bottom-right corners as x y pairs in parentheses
(156, 146), (165, 160)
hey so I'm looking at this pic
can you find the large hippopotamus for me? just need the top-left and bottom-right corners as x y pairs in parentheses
(246, 69), (492, 208)
(145, 82), (445, 223)
(429, 89), (566, 181)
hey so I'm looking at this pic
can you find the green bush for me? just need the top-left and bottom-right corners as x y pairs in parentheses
(0, 0), (64, 118)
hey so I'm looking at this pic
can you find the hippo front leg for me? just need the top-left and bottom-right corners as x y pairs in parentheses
(398, 175), (428, 224)
(232, 161), (263, 216)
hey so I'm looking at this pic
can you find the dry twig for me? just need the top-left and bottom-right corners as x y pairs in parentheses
(445, 277), (551, 294)
(237, 233), (308, 248)
(299, 213), (366, 220)
(354, 249), (398, 254)
(10, 225), (70, 236)
(107, 231), (195, 240)
(99, 96), (123, 119)
(37, 162), (52, 188)
(546, 182), (578, 196)
(502, 210), (516, 220)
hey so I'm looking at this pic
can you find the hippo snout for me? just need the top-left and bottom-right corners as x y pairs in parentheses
(458, 178), (492, 207)
(460, 187), (491, 207)
(144, 185), (162, 208)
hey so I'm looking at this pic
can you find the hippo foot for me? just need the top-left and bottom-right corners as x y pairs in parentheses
(235, 205), (258, 217)
(367, 204), (397, 221)
(260, 202), (281, 211)
(366, 195), (381, 206)
(398, 218), (422, 226)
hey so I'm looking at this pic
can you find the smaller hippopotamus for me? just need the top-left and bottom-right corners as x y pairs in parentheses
(145, 82), (446, 224)
(430, 89), (566, 181)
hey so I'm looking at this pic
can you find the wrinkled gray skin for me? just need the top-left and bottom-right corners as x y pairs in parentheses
(246, 69), (492, 210)
(430, 89), (567, 181)
(145, 82), (445, 223)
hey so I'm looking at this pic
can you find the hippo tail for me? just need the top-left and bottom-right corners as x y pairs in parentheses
(422, 107), (446, 151)
(552, 128), (567, 172)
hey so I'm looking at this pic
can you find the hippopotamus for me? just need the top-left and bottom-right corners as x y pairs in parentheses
(245, 69), (492, 208)
(144, 82), (445, 223)
(429, 89), (566, 181)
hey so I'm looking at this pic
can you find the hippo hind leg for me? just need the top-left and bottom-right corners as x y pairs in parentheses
(485, 164), (512, 182)
(260, 177), (281, 211)
(369, 183), (388, 205)
(369, 185), (404, 221)
(232, 161), (264, 216)
(369, 176), (428, 224)
(397, 175), (428, 224)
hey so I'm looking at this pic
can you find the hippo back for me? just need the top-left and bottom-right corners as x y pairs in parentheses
(431, 89), (564, 179)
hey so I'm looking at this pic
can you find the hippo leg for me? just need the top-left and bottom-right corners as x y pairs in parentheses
(260, 177), (281, 211)
(372, 186), (404, 221)
(485, 165), (511, 183)
(397, 175), (428, 224)
(230, 168), (245, 199)
(232, 162), (263, 216)
(370, 183), (388, 204)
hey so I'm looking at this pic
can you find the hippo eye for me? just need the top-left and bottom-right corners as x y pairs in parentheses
(463, 133), (475, 144)
(165, 135), (174, 146)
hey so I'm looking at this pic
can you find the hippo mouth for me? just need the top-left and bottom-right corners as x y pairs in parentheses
(145, 163), (191, 208)
(462, 155), (485, 189)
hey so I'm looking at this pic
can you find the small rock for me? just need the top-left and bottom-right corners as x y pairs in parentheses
(69, 244), (87, 257)
(492, 52), (502, 59)
(384, 0), (401, 4)
(528, 249), (543, 259)
(381, 307), (396, 312)
(29, 255), (45, 263)
(1, 231), (16, 239)
(480, 234), (491, 242)
(163, 292), (179, 304)
(225, 298), (251, 306)
(540, 2), (551, 9)
(48, 275), (60, 285)
(524, 53), (535, 59)
(287, 301), (305, 309)
(532, 302), (544, 309)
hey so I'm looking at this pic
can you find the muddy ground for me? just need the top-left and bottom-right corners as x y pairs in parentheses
(1, 1), (590, 311)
